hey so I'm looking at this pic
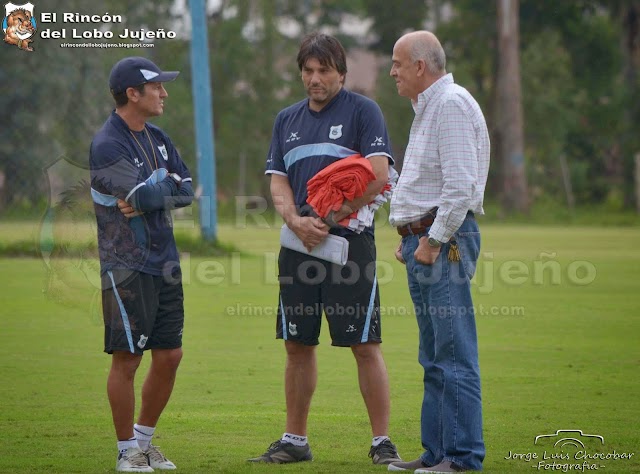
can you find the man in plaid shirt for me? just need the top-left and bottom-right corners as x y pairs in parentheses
(387, 31), (490, 473)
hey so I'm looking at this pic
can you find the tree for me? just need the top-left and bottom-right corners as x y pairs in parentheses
(0, 0), (176, 214)
(362, 0), (428, 53)
(617, 1), (640, 207)
(495, 0), (528, 212)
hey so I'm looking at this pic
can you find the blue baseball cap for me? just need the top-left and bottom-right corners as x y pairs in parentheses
(109, 56), (179, 94)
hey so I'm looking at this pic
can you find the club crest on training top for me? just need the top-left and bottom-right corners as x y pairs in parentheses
(329, 124), (343, 140)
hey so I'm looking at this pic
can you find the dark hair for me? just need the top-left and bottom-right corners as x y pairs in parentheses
(296, 32), (347, 76)
(111, 83), (146, 107)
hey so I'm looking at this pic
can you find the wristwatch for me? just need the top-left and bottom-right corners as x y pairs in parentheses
(427, 236), (442, 248)
(169, 172), (182, 188)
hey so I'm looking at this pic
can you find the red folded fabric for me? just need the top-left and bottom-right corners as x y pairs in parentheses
(306, 154), (376, 218)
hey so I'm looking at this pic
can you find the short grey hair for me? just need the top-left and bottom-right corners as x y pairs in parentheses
(410, 36), (446, 75)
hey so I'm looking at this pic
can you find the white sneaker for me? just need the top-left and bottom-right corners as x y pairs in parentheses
(145, 444), (176, 470)
(116, 447), (154, 472)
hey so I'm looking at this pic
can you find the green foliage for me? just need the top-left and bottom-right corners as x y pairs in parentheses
(363, 0), (428, 53)
(434, 0), (639, 210)
(521, 30), (584, 203)
(434, 0), (496, 109)
(0, 0), (177, 213)
(518, 2), (634, 207)
(2, 0), (640, 219)
(205, 1), (300, 201)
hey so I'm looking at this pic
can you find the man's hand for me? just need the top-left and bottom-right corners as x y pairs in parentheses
(414, 236), (441, 265)
(290, 216), (329, 251)
(117, 199), (144, 218)
(395, 240), (406, 264)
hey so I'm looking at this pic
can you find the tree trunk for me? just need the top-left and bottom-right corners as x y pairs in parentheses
(495, 0), (528, 213)
(622, 3), (640, 207)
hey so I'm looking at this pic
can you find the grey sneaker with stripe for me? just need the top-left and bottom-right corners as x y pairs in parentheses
(248, 440), (313, 463)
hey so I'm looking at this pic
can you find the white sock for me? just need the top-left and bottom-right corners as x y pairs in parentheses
(282, 432), (308, 447)
(117, 437), (139, 453)
(372, 435), (390, 447)
(134, 424), (156, 451)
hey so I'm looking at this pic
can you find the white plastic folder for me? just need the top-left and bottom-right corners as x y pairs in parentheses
(280, 224), (349, 266)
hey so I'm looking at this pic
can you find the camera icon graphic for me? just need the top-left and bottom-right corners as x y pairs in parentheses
(534, 430), (605, 449)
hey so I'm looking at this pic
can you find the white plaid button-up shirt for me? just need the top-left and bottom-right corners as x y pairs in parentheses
(389, 74), (490, 242)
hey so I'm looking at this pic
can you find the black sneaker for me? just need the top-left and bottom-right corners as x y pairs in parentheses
(369, 439), (402, 465)
(248, 440), (313, 463)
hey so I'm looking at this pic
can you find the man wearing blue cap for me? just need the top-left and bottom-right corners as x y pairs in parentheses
(90, 56), (194, 472)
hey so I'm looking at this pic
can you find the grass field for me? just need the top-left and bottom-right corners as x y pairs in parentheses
(1, 221), (639, 473)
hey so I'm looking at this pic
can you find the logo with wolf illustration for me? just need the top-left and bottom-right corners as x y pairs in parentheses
(2, 2), (36, 51)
